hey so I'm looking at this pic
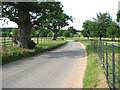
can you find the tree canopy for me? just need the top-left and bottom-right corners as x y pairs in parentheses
(68, 26), (77, 34)
(2, 2), (72, 48)
(2, 2), (44, 48)
(106, 22), (119, 40)
(81, 20), (91, 39)
(34, 2), (73, 40)
(81, 12), (115, 40)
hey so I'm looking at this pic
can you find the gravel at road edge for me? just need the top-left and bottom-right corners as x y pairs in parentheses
(64, 42), (87, 88)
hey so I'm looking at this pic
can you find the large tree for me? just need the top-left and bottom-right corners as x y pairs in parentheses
(35, 2), (73, 40)
(82, 20), (92, 39)
(106, 21), (119, 40)
(93, 12), (112, 40)
(2, 2), (44, 49)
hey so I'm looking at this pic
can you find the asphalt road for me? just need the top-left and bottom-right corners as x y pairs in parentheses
(2, 41), (84, 88)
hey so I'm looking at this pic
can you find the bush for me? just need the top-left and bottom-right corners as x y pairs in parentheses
(62, 30), (70, 37)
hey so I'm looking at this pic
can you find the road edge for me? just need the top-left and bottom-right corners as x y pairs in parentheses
(64, 41), (88, 88)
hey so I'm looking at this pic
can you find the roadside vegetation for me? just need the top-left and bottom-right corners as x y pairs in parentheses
(74, 39), (108, 88)
(72, 36), (119, 88)
(2, 39), (66, 65)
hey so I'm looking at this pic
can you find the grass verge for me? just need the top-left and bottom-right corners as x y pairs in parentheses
(75, 40), (108, 88)
(2, 40), (67, 65)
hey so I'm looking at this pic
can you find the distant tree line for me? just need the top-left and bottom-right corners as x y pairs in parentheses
(1, 26), (77, 38)
(82, 12), (120, 41)
(31, 26), (77, 37)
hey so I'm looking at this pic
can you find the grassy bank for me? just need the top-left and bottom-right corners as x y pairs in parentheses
(2, 40), (67, 65)
(69, 37), (119, 88)
(75, 40), (108, 88)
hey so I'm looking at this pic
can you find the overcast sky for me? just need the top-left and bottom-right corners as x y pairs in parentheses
(60, 0), (120, 30)
(0, 0), (120, 30)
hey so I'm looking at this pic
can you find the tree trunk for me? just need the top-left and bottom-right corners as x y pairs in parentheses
(100, 36), (102, 41)
(17, 22), (36, 49)
(15, 10), (36, 49)
(52, 31), (57, 40)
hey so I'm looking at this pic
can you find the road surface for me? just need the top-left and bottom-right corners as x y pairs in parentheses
(2, 41), (85, 88)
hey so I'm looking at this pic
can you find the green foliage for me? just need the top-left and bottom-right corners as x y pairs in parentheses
(68, 26), (77, 34)
(70, 33), (73, 37)
(31, 28), (51, 37)
(106, 22), (119, 40)
(116, 27), (120, 38)
(11, 28), (18, 37)
(57, 29), (64, 36)
(2, 32), (6, 37)
(2, 2), (47, 48)
(35, 2), (73, 39)
(93, 12), (112, 40)
(82, 20), (91, 38)
(63, 30), (70, 37)
(75, 40), (108, 88)
(2, 31), (11, 37)
(116, 11), (120, 22)
(47, 32), (52, 37)
(2, 2), (42, 25)
(2, 40), (67, 64)
(78, 33), (81, 37)
(81, 12), (119, 40)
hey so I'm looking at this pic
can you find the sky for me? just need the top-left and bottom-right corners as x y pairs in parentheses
(0, 0), (120, 30)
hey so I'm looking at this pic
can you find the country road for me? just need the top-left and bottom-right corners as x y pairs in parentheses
(2, 41), (86, 88)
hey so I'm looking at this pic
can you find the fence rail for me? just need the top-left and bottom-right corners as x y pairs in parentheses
(0, 36), (64, 51)
(77, 39), (120, 88)
(91, 39), (120, 89)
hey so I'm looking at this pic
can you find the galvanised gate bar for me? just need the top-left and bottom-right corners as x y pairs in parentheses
(91, 39), (120, 89)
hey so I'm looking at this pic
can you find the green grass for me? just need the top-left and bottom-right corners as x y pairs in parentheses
(74, 38), (120, 88)
(75, 40), (105, 88)
(2, 39), (67, 65)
